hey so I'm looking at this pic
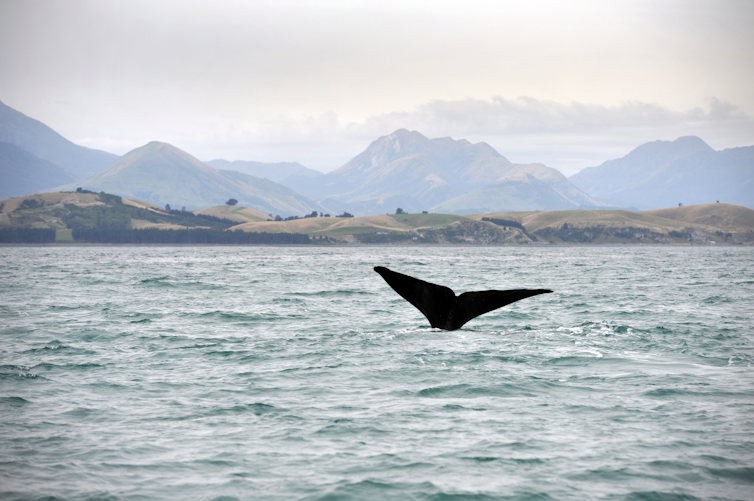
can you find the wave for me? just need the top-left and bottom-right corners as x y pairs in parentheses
(0, 396), (30, 406)
(623, 491), (702, 500)
(193, 310), (282, 323)
(139, 276), (175, 287)
(286, 290), (375, 297)
(418, 383), (539, 399)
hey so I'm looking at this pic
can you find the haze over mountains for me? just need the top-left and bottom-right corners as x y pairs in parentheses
(570, 137), (754, 210)
(0, 141), (77, 199)
(55, 142), (326, 216)
(0, 99), (752, 215)
(0, 99), (117, 179)
(205, 159), (323, 186)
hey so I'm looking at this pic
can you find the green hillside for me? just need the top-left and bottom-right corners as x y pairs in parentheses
(53, 141), (327, 216)
(0, 191), (310, 244)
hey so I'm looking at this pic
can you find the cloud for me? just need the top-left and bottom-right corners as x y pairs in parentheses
(346, 96), (752, 139)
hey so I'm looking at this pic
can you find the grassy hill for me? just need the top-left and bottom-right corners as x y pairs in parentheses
(227, 204), (754, 245)
(2, 193), (751, 245)
(229, 213), (467, 235)
(193, 205), (270, 223)
(642, 203), (754, 230)
(0, 191), (311, 244)
(472, 203), (754, 244)
(474, 210), (689, 232)
(227, 212), (532, 244)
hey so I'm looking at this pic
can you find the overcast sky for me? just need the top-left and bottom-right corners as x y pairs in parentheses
(1, 0), (752, 174)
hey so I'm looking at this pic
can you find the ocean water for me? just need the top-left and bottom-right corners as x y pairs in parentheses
(1, 245), (753, 501)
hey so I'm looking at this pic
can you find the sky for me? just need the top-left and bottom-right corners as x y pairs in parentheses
(1, 0), (753, 175)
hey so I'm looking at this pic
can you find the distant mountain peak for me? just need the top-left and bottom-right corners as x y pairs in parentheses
(568, 136), (752, 209)
(391, 128), (410, 134)
(141, 140), (181, 151)
(672, 136), (713, 149)
(0, 99), (118, 178)
(285, 128), (598, 214)
(378, 129), (429, 148)
(628, 136), (714, 160)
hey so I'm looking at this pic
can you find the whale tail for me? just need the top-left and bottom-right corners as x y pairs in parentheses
(374, 266), (552, 330)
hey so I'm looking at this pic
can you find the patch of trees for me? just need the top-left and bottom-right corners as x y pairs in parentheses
(159, 208), (236, 228)
(482, 217), (536, 241)
(279, 211), (328, 221)
(481, 217), (526, 231)
(336, 212), (354, 218)
(226, 198), (238, 206)
(668, 230), (691, 240)
(72, 228), (310, 244)
(16, 199), (45, 211)
(0, 228), (56, 243)
(714, 231), (733, 240)
(535, 225), (602, 243)
(61, 194), (237, 231)
(63, 203), (131, 230)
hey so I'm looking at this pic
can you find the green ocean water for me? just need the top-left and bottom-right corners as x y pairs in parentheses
(0, 246), (753, 500)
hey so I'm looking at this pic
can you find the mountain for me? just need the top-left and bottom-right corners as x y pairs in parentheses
(569, 136), (754, 209)
(53, 141), (326, 216)
(0, 99), (118, 179)
(205, 159), (323, 185)
(284, 129), (604, 214)
(0, 141), (77, 199)
(432, 162), (604, 214)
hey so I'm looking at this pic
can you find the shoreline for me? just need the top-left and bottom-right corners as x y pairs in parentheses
(1, 242), (749, 248)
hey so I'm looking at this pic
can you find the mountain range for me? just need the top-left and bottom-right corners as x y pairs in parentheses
(283, 129), (606, 214)
(0, 99), (752, 214)
(569, 136), (753, 209)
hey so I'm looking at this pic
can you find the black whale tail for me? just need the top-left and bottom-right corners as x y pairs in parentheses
(374, 266), (552, 330)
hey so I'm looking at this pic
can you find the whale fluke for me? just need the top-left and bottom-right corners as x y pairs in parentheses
(374, 266), (552, 330)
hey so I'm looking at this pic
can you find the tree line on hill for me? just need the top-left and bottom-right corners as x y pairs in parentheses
(0, 228), (56, 243)
(63, 192), (237, 230)
(72, 228), (310, 244)
(0, 227), (310, 244)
